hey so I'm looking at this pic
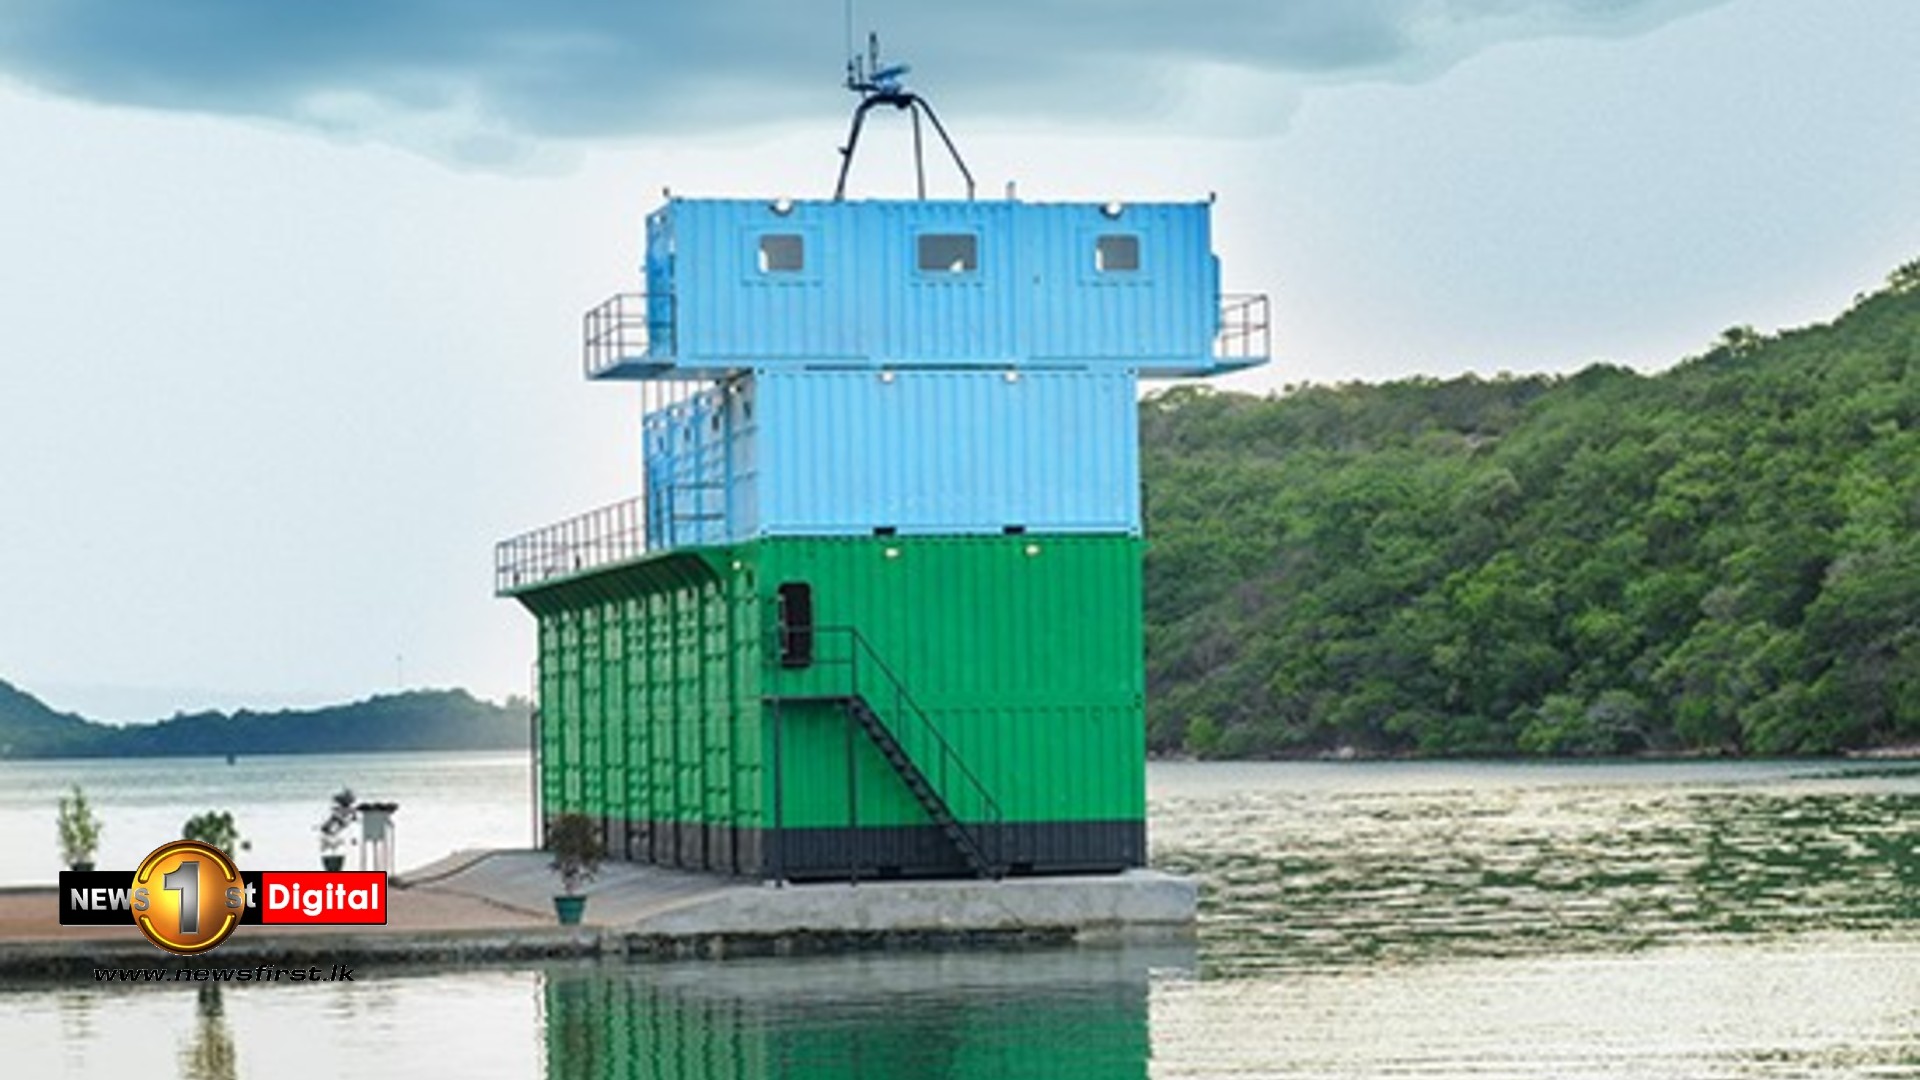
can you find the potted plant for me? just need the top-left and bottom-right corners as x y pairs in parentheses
(57, 785), (103, 871)
(317, 788), (358, 871)
(182, 810), (250, 856)
(547, 813), (604, 926)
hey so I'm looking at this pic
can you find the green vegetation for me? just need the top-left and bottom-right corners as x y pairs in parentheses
(182, 810), (249, 855)
(0, 682), (97, 756)
(0, 684), (531, 759)
(56, 785), (102, 868)
(547, 811), (605, 897)
(1143, 263), (1920, 758)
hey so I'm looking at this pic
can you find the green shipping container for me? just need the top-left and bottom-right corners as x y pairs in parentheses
(510, 535), (1146, 879)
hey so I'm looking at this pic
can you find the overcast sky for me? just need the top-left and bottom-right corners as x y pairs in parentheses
(2, 0), (1916, 720)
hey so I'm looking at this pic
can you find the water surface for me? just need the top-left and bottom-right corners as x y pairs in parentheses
(1, 756), (1913, 1077)
(0, 751), (532, 883)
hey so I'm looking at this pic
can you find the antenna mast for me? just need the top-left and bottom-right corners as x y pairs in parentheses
(833, 29), (975, 202)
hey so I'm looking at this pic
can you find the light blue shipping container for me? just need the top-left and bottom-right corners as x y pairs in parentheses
(641, 369), (1140, 546)
(596, 197), (1257, 379)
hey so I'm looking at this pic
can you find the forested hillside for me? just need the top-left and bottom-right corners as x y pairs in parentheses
(1142, 262), (1920, 757)
(0, 680), (101, 756)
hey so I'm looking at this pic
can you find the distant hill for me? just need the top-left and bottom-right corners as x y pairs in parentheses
(1142, 259), (1920, 758)
(0, 681), (530, 759)
(0, 680), (105, 757)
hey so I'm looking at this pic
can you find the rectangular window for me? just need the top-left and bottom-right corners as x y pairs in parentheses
(917, 233), (978, 274)
(758, 233), (804, 273)
(1095, 234), (1140, 273)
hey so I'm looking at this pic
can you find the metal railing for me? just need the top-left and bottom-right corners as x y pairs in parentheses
(590, 289), (1263, 370)
(494, 496), (647, 594)
(1217, 293), (1271, 362)
(583, 292), (674, 378)
(651, 480), (730, 550)
(769, 624), (1003, 873)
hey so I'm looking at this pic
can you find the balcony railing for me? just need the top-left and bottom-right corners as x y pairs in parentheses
(586, 289), (1266, 373)
(1217, 293), (1271, 363)
(494, 496), (647, 594)
(583, 293), (674, 379)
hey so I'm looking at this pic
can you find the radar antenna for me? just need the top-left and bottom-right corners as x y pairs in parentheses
(834, 30), (975, 201)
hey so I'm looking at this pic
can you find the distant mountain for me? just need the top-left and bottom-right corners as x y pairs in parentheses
(0, 680), (104, 757)
(0, 680), (530, 759)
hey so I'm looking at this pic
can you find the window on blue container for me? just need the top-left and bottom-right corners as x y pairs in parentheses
(1095, 234), (1141, 273)
(758, 234), (804, 273)
(917, 233), (978, 274)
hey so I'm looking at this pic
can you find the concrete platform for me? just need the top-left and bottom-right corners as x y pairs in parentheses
(0, 851), (1196, 977)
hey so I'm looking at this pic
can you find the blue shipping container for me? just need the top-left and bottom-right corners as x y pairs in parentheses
(641, 369), (1140, 546)
(599, 198), (1252, 379)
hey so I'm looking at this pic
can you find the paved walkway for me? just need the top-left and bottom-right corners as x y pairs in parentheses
(0, 850), (733, 943)
(0, 851), (1194, 976)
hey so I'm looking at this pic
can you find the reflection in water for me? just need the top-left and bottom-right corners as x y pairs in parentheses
(1152, 765), (1920, 975)
(181, 985), (237, 1080)
(57, 990), (96, 1075)
(543, 948), (1187, 1080)
(4, 763), (1914, 1079)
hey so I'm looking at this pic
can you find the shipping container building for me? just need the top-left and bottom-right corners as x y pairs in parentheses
(643, 369), (1142, 547)
(510, 535), (1145, 879)
(502, 180), (1268, 881)
(584, 198), (1270, 380)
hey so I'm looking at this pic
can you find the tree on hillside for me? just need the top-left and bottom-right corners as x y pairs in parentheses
(1140, 261), (1920, 757)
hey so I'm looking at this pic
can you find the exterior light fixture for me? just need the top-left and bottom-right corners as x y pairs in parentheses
(1101, 201), (1124, 219)
(771, 197), (795, 216)
(884, 547), (901, 559)
(1003, 370), (1020, 383)
(880, 370), (895, 383)
(1024, 543), (1041, 557)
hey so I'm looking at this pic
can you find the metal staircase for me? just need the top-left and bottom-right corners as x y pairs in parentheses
(767, 626), (1003, 879)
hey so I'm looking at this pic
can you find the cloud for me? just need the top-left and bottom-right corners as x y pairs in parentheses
(0, 0), (1736, 164)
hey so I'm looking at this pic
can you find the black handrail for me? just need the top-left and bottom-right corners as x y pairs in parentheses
(849, 626), (1002, 828)
(769, 624), (1002, 871)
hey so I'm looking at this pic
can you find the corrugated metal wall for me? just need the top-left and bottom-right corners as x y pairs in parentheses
(1019, 202), (1217, 364)
(665, 200), (865, 364)
(642, 370), (1141, 545)
(867, 200), (1021, 362)
(757, 536), (1146, 831)
(651, 198), (1218, 373)
(530, 554), (766, 873)
(524, 536), (1146, 876)
(754, 370), (1140, 535)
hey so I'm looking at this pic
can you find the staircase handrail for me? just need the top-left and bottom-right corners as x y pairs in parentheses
(769, 623), (1003, 868)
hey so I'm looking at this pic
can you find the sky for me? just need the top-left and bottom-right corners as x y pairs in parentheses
(2, 0), (1916, 720)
